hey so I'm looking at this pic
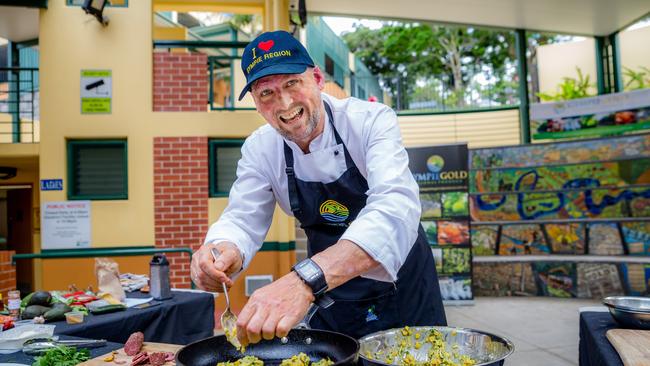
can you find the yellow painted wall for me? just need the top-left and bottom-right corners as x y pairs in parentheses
(35, 0), (293, 296)
(153, 26), (187, 41)
(619, 25), (650, 89)
(536, 25), (650, 95)
(537, 38), (598, 97)
(398, 108), (521, 148)
(41, 256), (150, 291)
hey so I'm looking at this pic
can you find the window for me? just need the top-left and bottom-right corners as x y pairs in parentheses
(324, 54), (335, 78)
(67, 140), (128, 200)
(67, 0), (128, 7)
(209, 139), (244, 197)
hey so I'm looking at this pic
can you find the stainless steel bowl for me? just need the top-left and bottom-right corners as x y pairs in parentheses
(603, 296), (650, 329)
(603, 296), (650, 313)
(358, 326), (514, 366)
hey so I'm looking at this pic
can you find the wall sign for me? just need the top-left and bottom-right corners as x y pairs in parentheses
(408, 143), (473, 304)
(41, 201), (91, 249)
(40, 179), (63, 191)
(81, 70), (112, 114)
(530, 89), (650, 140)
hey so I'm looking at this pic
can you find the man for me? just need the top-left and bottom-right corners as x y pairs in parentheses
(191, 30), (446, 346)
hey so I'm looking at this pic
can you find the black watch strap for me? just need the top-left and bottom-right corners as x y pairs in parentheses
(292, 258), (334, 309)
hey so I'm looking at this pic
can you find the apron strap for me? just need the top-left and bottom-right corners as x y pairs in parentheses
(283, 142), (302, 215)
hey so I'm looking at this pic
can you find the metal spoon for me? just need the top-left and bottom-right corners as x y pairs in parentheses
(23, 338), (107, 356)
(210, 247), (242, 351)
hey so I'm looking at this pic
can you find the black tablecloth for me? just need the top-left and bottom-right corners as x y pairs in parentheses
(579, 311), (623, 366)
(0, 334), (124, 364)
(53, 290), (215, 345)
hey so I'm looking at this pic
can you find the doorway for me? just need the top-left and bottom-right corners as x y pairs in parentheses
(0, 186), (33, 295)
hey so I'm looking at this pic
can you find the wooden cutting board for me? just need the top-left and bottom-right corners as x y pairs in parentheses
(606, 329), (650, 366)
(78, 342), (183, 366)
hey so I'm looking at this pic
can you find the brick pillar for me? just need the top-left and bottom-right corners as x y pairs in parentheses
(0, 251), (17, 299)
(154, 137), (209, 288)
(153, 52), (208, 112)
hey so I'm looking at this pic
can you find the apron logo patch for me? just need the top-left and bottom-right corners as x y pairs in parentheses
(319, 199), (349, 223)
(365, 306), (379, 322)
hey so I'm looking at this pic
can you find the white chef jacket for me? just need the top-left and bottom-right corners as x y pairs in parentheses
(204, 93), (422, 282)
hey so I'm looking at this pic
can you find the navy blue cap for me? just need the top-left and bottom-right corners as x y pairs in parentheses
(238, 30), (315, 101)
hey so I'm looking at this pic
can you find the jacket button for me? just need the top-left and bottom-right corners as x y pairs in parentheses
(334, 150), (339, 156)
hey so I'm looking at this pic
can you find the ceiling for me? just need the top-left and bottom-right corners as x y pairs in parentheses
(0, 0), (648, 43)
(306, 0), (650, 36)
(0, 6), (39, 42)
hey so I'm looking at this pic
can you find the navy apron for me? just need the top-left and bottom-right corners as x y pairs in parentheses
(283, 102), (447, 339)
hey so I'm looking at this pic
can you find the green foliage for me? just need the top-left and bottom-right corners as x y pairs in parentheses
(32, 346), (90, 366)
(537, 67), (594, 102)
(342, 23), (515, 109)
(623, 66), (650, 91)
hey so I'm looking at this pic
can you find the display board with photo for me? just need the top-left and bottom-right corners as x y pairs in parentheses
(408, 143), (472, 303)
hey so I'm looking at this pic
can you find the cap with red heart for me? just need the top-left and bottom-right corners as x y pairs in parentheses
(238, 30), (315, 101)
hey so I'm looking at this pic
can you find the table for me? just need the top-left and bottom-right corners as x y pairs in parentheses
(53, 290), (215, 345)
(0, 335), (124, 364)
(579, 310), (623, 366)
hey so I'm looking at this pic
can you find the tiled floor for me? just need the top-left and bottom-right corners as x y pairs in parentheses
(445, 297), (602, 365)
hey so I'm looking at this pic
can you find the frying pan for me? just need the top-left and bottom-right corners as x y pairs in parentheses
(175, 328), (359, 366)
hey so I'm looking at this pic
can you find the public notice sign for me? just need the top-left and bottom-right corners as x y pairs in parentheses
(81, 70), (112, 114)
(41, 201), (91, 249)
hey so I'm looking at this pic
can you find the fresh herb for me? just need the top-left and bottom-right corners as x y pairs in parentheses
(32, 345), (90, 366)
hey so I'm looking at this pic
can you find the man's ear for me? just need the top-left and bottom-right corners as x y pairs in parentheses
(312, 66), (326, 90)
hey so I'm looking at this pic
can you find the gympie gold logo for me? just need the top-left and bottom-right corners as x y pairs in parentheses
(319, 200), (349, 222)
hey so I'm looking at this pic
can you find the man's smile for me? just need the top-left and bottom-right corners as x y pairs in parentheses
(279, 107), (304, 124)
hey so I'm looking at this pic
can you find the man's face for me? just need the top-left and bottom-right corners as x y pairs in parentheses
(251, 67), (326, 146)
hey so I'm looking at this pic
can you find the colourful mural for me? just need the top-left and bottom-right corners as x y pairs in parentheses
(622, 222), (650, 255)
(533, 262), (577, 298)
(619, 263), (650, 295)
(470, 133), (650, 170)
(546, 224), (586, 254)
(588, 223), (624, 255)
(576, 263), (624, 299)
(471, 159), (650, 193)
(469, 134), (650, 298)
(499, 225), (549, 255)
(473, 263), (537, 297)
(470, 186), (650, 221)
(471, 225), (498, 256)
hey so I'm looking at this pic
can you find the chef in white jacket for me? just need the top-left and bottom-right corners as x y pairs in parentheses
(191, 30), (446, 347)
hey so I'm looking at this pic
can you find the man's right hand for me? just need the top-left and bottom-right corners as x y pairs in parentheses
(191, 242), (243, 292)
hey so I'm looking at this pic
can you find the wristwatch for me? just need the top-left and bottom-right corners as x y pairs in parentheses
(292, 258), (334, 308)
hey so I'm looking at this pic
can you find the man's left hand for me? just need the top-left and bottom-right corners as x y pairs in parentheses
(236, 272), (315, 346)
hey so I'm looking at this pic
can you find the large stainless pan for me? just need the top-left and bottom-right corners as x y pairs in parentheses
(358, 326), (514, 366)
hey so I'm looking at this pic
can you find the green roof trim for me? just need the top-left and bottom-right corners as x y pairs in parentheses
(260, 241), (296, 252)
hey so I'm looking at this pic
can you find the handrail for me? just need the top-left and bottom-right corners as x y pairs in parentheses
(153, 40), (248, 49)
(0, 67), (39, 72)
(12, 247), (193, 265)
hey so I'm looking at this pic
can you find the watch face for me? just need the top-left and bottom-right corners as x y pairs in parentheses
(299, 261), (319, 280)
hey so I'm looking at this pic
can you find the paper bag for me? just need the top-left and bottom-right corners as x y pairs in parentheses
(95, 257), (126, 302)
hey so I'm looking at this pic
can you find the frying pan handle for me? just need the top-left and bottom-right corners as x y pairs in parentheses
(295, 303), (319, 329)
